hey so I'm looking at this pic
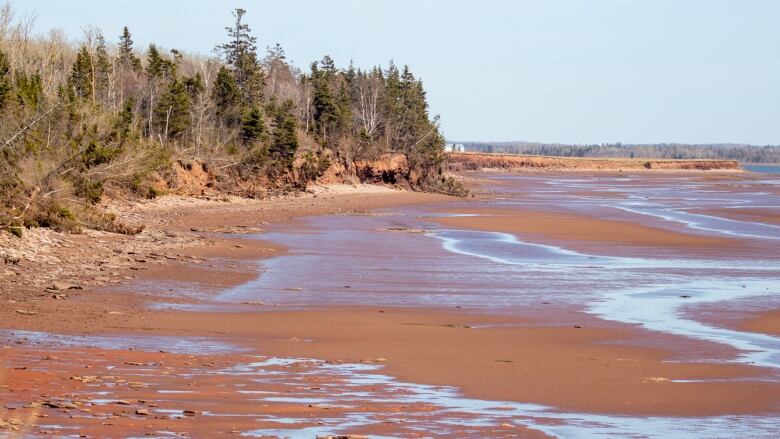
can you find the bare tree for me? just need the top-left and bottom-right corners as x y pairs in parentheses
(353, 70), (382, 139)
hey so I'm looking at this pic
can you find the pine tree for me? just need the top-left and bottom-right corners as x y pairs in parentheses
(0, 50), (11, 112)
(69, 46), (94, 101)
(117, 26), (142, 71)
(212, 66), (242, 127)
(240, 105), (264, 145)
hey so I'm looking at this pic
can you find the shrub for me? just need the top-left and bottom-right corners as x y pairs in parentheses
(74, 178), (104, 204)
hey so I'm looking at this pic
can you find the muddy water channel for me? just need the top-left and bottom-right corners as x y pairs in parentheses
(229, 173), (780, 367)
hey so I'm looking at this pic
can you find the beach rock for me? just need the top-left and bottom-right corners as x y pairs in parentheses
(14, 310), (38, 316)
(42, 401), (76, 409)
(135, 409), (149, 416)
(50, 282), (82, 291)
(69, 376), (99, 383)
(643, 377), (670, 383)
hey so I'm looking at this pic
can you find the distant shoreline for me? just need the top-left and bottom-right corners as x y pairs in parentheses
(446, 151), (741, 172)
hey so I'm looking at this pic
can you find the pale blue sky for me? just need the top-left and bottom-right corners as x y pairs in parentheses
(14, 0), (780, 144)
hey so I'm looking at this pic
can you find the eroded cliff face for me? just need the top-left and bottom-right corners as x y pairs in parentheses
(355, 154), (411, 185)
(318, 153), (419, 187)
(446, 152), (741, 172)
(130, 153), (422, 202)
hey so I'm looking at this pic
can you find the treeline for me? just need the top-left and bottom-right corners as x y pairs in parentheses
(0, 5), (454, 236)
(463, 142), (780, 163)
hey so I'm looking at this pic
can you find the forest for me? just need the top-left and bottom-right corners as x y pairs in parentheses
(462, 142), (780, 163)
(0, 5), (456, 236)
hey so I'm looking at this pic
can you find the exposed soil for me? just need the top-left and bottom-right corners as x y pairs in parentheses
(447, 152), (741, 172)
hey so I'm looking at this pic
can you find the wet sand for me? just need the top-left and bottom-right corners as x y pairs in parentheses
(738, 310), (780, 337)
(89, 308), (780, 415)
(694, 207), (780, 227)
(431, 207), (741, 249)
(2, 173), (780, 437)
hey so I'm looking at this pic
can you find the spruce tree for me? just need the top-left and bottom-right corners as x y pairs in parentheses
(216, 8), (263, 104)
(240, 105), (264, 145)
(117, 26), (142, 71)
(212, 66), (242, 127)
(145, 45), (174, 81)
(183, 73), (204, 101)
(112, 98), (135, 143)
(154, 79), (191, 139)
(266, 43), (286, 61)
(94, 31), (111, 103)
(69, 46), (94, 101)
(16, 73), (43, 110)
(271, 113), (299, 169)
(311, 57), (342, 143)
(217, 9), (256, 69)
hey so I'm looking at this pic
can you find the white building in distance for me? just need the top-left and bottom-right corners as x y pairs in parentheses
(445, 143), (464, 152)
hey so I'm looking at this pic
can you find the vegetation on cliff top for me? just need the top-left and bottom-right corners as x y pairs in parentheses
(0, 4), (459, 236)
(461, 142), (780, 163)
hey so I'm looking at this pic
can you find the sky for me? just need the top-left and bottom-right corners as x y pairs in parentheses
(12, 0), (780, 145)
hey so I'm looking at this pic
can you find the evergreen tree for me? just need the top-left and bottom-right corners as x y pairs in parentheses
(183, 73), (204, 101)
(266, 43), (286, 61)
(336, 81), (352, 136)
(69, 46), (94, 101)
(397, 66), (429, 147)
(16, 73), (43, 110)
(212, 66), (242, 127)
(319, 55), (336, 74)
(236, 51), (264, 103)
(311, 57), (341, 143)
(112, 98), (135, 143)
(240, 105), (264, 145)
(271, 113), (299, 169)
(217, 9), (256, 69)
(0, 51), (11, 112)
(94, 31), (111, 103)
(154, 79), (191, 139)
(216, 8), (263, 103)
(145, 45), (174, 81)
(117, 26), (142, 71)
